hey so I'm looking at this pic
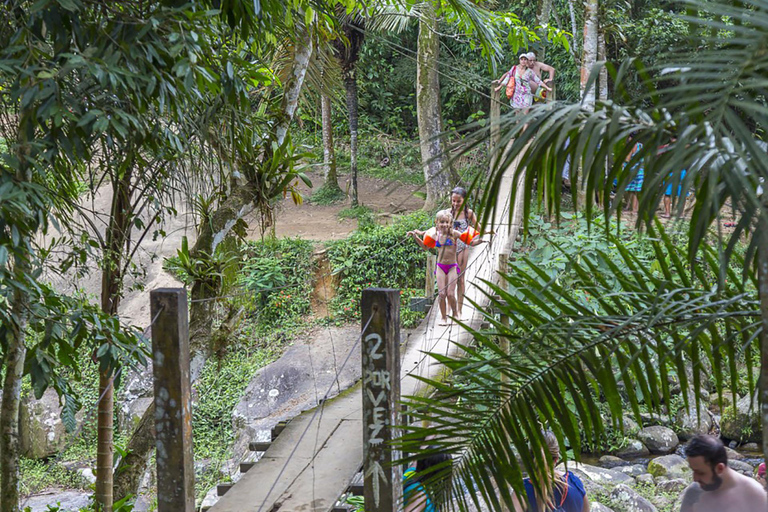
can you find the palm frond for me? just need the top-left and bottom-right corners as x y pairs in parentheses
(397, 222), (760, 510)
(465, 0), (768, 271)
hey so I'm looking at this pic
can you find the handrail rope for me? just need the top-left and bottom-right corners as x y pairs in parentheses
(256, 314), (375, 512)
(348, 24), (496, 102)
(19, 305), (166, 507)
(404, 237), (496, 383)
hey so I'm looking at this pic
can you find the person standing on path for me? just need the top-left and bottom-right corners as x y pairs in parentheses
(494, 54), (551, 113)
(526, 52), (556, 86)
(680, 434), (767, 511)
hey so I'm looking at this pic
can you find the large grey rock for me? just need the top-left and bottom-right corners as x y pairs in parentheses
(117, 396), (153, 435)
(599, 455), (629, 468)
(637, 426), (679, 454)
(636, 473), (654, 485)
(23, 490), (92, 512)
(591, 503), (616, 512)
(117, 363), (154, 434)
(639, 412), (672, 427)
(199, 486), (219, 511)
(728, 459), (755, 476)
(616, 464), (647, 477)
(656, 478), (687, 493)
(565, 462), (635, 487)
(675, 401), (713, 440)
(620, 414), (640, 436)
(615, 439), (650, 458)
(647, 454), (690, 480)
(724, 446), (744, 460)
(609, 484), (658, 512)
(231, 326), (362, 458)
(20, 389), (71, 459)
(720, 392), (761, 443)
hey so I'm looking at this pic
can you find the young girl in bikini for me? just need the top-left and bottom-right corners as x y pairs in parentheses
(447, 187), (477, 319)
(407, 211), (464, 326)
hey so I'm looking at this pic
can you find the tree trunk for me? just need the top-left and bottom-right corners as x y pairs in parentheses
(276, 27), (314, 146)
(580, 0), (598, 109)
(343, 70), (360, 206)
(568, 0), (580, 57)
(96, 165), (133, 512)
(598, 27), (608, 100)
(0, 266), (28, 512)
(758, 222), (768, 486)
(573, 0), (599, 210)
(537, 0), (553, 27)
(417, 4), (449, 210)
(113, 402), (155, 502)
(321, 92), (341, 192)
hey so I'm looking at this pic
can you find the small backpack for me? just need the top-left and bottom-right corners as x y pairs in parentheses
(505, 66), (517, 99)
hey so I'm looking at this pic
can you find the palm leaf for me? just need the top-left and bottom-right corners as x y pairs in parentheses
(397, 222), (760, 510)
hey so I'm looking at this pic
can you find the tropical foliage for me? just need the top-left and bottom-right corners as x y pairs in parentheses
(400, 223), (760, 509)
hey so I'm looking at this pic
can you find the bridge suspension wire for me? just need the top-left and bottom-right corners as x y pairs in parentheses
(256, 313), (375, 512)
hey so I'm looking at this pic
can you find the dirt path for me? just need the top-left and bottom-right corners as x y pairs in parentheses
(248, 171), (423, 241)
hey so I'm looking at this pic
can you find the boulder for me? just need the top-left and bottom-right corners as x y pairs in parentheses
(565, 462), (635, 487)
(656, 478), (687, 493)
(591, 503), (616, 512)
(710, 389), (737, 413)
(620, 414), (640, 436)
(727, 459), (754, 476)
(614, 439), (650, 459)
(616, 464), (647, 477)
(20, 389), (71, 459)
(724, 446), (744, 460)
(636, 473), (655, 485)
(720, 392), (761, 443)
(599, 455), (629, 469)
(639, 412), (672, 427)
(231, 326), (363, 458)
(675, 402), (713, 441)
(23, 491), (92, 512)
(117, 397), (153, 435)
(198, 486), (219, 511)
(647, 454), (690, 480)
(609, 484), (658, 512)
(741, 442), (760, 452)
(637, 426), (679, 454)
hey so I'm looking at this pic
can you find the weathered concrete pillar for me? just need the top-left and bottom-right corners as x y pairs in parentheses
(151, 288), (194, 512)
(361, 288), (402, 511)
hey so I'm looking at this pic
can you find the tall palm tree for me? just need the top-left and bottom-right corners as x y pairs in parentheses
(332, 8), (365, 206)
(402, 0), (768, 508)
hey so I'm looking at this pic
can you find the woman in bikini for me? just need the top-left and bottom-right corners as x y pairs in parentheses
(408, 211), (464, 326)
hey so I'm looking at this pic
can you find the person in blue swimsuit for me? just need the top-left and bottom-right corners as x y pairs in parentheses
(512, 432), (590, 512)
(403, 450), (452, 512)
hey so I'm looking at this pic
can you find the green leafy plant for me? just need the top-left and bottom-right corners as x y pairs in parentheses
(326, 211), (432, 326)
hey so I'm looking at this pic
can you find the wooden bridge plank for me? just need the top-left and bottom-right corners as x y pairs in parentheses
(272, 418), (363, 511)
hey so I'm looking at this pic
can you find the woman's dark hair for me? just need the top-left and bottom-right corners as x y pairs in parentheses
(685, 435), (727, 468)
(414, 449), (452, 483)
(450, 186), (470, 223)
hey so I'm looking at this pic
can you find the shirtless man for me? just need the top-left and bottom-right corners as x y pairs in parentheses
(680, 434), (767, 512)
(526, 52), (555, 85)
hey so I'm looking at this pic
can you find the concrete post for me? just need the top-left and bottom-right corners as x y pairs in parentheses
(151, 288), (194, 512)
(361, 288), (402, 511)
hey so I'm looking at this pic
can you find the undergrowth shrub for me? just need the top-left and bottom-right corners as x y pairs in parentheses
(238, 237), (314, 325)
(326, 211), (433, 327)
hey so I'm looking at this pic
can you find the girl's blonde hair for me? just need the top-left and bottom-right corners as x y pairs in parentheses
(435, 210), (452, 223)
(527, 431), (568, 512)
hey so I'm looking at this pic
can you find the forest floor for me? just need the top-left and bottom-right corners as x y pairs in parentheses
(257, 169), (424, 240)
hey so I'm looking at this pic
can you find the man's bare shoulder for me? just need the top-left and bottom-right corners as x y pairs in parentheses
(734, 470), (768, 501)
(680, 483), (703, 512)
